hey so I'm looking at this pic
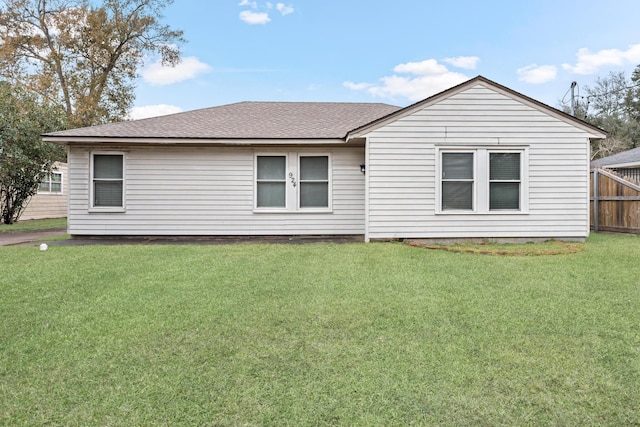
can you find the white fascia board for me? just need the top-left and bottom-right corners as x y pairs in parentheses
(599, 161), (640, 169)
(41, 137), (348, 146)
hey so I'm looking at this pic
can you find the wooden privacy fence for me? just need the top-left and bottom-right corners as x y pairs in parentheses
(591, 168), (640, 233)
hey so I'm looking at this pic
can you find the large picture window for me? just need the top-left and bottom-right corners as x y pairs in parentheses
(439, 148), (526, 213)
(255, 153), (330, 211)
(92, 153), (124, 209)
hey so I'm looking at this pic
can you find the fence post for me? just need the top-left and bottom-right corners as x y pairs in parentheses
(593, 168), (599, 232)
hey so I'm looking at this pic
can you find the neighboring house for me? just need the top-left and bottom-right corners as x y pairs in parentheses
(20, 161), (68, 221)
(591, 146), (640, 183)
(42, 76), (606, 242)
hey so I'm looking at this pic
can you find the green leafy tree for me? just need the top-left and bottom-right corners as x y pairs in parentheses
(0, 82), (66, 224)
(0, 0), (184, 127)
(624, 64), (640, 142)
(584, 72), (639, 146)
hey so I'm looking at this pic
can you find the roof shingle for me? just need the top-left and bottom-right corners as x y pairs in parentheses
(591, 146), (640, 167)
(45, 101), (401, 140)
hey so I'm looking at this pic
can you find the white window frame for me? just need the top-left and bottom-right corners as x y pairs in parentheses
(254, 152), (332, 213)
(37, 171), (63, 194)
(89, 151), (126, 212)
(297, 154), (332, 211)
(437, 146), (528, 214)
(254, 153), (288, 212)
(440, 150), (476, 212)
(488, 151), (522, 211)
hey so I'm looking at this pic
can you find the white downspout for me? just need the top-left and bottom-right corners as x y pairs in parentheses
(364, 136), (370, 242)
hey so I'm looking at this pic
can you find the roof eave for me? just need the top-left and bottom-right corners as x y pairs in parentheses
(593, 161), (640, 169)
(41, 135), (351, 146)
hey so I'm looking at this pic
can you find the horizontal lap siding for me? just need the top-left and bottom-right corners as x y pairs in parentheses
(20, 196), (67, 220)
(366, 84), (592, 239)
(67, 146), (364, 235)
(21, 162), (68, 220)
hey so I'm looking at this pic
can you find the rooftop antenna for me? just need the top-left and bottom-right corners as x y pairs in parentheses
(570, 81), (577, 116)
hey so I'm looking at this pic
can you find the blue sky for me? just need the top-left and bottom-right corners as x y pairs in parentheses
(130, 0), (640, 119)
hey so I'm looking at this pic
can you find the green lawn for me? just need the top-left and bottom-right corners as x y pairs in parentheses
(0, 217), (66, 234)
(1, 234), (639, 426)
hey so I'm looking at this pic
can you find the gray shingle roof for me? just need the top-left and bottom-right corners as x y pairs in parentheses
(44, 101), (401, 140)
(591, 146), (640, 167)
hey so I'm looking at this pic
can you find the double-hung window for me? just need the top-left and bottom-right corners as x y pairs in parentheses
(38, 172), (63, 194)
(441, 152), (474, 211)
(91, 153), (124, 210)
(489, 152), (521, 210)
(256, 155), (287, 208)
(299, 156), (329, 208)
(255, 153), (331, 211)
(439, 148), (526, 213)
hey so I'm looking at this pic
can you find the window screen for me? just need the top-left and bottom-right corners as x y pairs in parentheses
(299, 156), (329, 208)
(257, 156), (286, 208)
(442, 152), (473, 210)
(93, 154), (123, 207)
(489, 153), (520, 210)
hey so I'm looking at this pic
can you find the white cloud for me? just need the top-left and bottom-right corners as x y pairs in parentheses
(517, 64), (557, 83)
(343, 81), (374, 91)
(128, 104), (183, 120)
(442, 56), (480, 70)
(276, 3), (294, 15)
(238, 2), (293, 24)
(344, 59), (470, 102)
(394, 59), (449, 75)
(562, 44), (640, 75)
(238, 0), (257, 8)
(141, 56), (211, 85)
(239, 10), (271, 24)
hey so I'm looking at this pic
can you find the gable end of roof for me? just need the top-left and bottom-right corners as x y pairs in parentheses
(347, 75), (608, 139)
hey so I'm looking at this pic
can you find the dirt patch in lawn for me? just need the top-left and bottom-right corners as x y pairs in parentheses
(406, 239), (584, 256)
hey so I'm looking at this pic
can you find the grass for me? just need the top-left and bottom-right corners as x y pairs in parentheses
(1, 233), (639, 425)
(40, 233), (71, 242)
(0, 217), (66, 234)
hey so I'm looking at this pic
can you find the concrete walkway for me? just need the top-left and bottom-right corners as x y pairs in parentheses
(0, 229), (67, 246)
(0, 230), (363, 246)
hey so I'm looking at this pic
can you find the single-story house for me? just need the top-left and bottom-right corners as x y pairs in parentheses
(591, 146), (640, 183)
(20, 161), (68, 221)
(42, 76), (606, 242)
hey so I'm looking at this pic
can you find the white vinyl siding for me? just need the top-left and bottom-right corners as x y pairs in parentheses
(365, 83), (594, 240)
(66, 146), (362, 236)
